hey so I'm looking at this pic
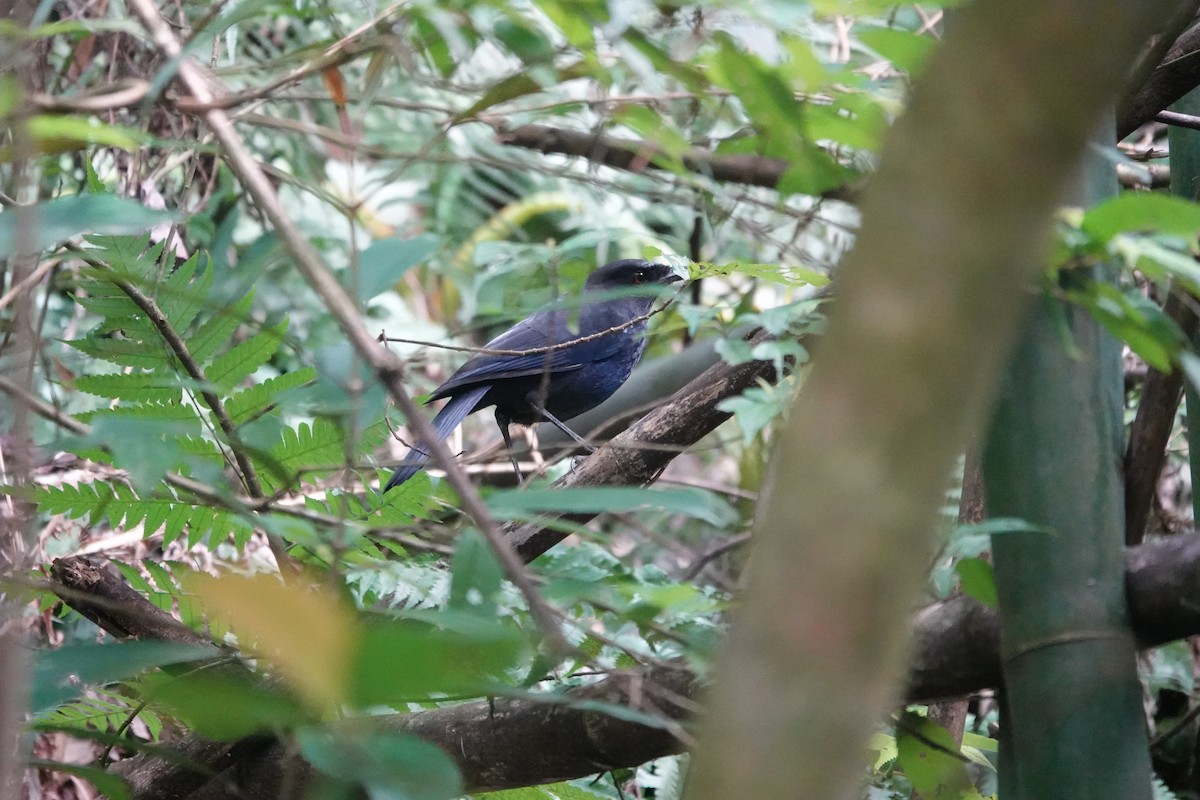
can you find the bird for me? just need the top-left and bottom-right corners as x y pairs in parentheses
(384, 258), (683, 491)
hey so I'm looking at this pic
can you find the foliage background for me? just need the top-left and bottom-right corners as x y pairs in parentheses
(3, 1), (1200, 799)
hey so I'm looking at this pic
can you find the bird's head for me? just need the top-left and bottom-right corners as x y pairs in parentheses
(584, 259), (685, 292)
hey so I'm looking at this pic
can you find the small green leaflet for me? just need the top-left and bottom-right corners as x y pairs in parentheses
(952, 517), (1055, 537)
(486, 487), (737, 527)
(1081, 193), (1200, 243)
(954, 557), (997, 608)
(0, 195), (175, 258)
(31, 640), (217, 713)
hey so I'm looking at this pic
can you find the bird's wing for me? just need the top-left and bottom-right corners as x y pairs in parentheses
(430, 311), (624, 398)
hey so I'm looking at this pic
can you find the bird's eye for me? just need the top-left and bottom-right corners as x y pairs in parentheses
(632, 270), (646, 284)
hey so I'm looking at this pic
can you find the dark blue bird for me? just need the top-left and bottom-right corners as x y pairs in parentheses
(384, 259), (683, 491)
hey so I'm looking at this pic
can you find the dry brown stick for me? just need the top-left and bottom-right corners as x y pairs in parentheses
(495, 123), (865, 202)
(1124, 290), (1200, 544)
(924, 450), (986, 746)
(173, 3), (408, 114)
(125, 0), (567, 653)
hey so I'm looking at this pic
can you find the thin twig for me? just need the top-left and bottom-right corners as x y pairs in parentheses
(495, 122), (864, 202)
(382, 288), (685, 356)
(1156, 109), (1200, 131)
(0, 255), (60, 311)
(682, 533), (752, 581)
(126, 0), (570, 654)
(1151, 698), (1200, 750)
(173, 3), (408, 113)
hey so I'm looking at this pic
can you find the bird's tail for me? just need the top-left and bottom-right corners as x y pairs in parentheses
(383, 385), (489, 492)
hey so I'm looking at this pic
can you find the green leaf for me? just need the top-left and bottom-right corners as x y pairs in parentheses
(0, 114), (144, 163)
(1180, 351), (1200, 398)
(66, 332), (173, 370)
(709, 36), (805, 156)
(143, 670), (309, 740)
(717, 385), (792, 446)
(357, 234), (439, 301)
(158, 251), (212, 331)
(88, 415), (197, 493)
(260, 418), (347, 493)
(0, 195), (175, 258)
(953, 517), (1056, 536)
(31, 641), (217, 713)
(895, 711), (972, 800)
(204, 320), (287, 391)
(858, 27), (937, 75)
(954, 557), (998, 608)
(449, 530), (503, 617)
(697, 259), (830, 287)
(1115, 236), (1200, 294)
(494, 17), (555, 63)
(779, 35), (829, 90)
(1081, 193), (1200, 243)
(456, 60), (589, 121)
(350, 615), (525, 705)
(299, 727), (463, 800)
(537, 0), (599, 50)
(961, 731), (998, 753)
(486, 487), (738, 527)
(1070, 281), (1183, 372)
(30, 480), (249, 549)
(612, 105), (691, 164)
(186, 290), (254, 366)
(73, 372), (183, 403)
(225, 367), (317, 425)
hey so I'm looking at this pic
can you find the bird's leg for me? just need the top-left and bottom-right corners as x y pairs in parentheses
(494, 410), (524, 482)
(538, 407), (596, 453)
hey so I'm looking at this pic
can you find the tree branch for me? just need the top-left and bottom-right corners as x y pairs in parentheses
(1120, 16), (1200, 138)
(1124, 291), (1200, 544)
(50, 533), (1200, 798)
(503, 327), (786, 562)
(495, 123), (864, 201)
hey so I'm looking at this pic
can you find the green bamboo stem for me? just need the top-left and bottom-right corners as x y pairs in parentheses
(983, 120), (1151, 799)
(682, 2), (1180, 799)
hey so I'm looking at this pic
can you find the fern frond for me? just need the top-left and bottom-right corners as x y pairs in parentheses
(82, 234), (161, 276)
(157, 252), (211, 332)
(31, 688), (161, 738)
(226, 367), (317, 425)
(66, 333), (173, 370)
(33, 481), (252, 549)
(205, 319), (287, 391)
(261, 419), (346, 493)
(76, 400), (201, 426)
(175, 434), (225, 466)
(187, 290), (254, 365)
(71, 276), (142, 320)
(74, 373), (183, 404)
